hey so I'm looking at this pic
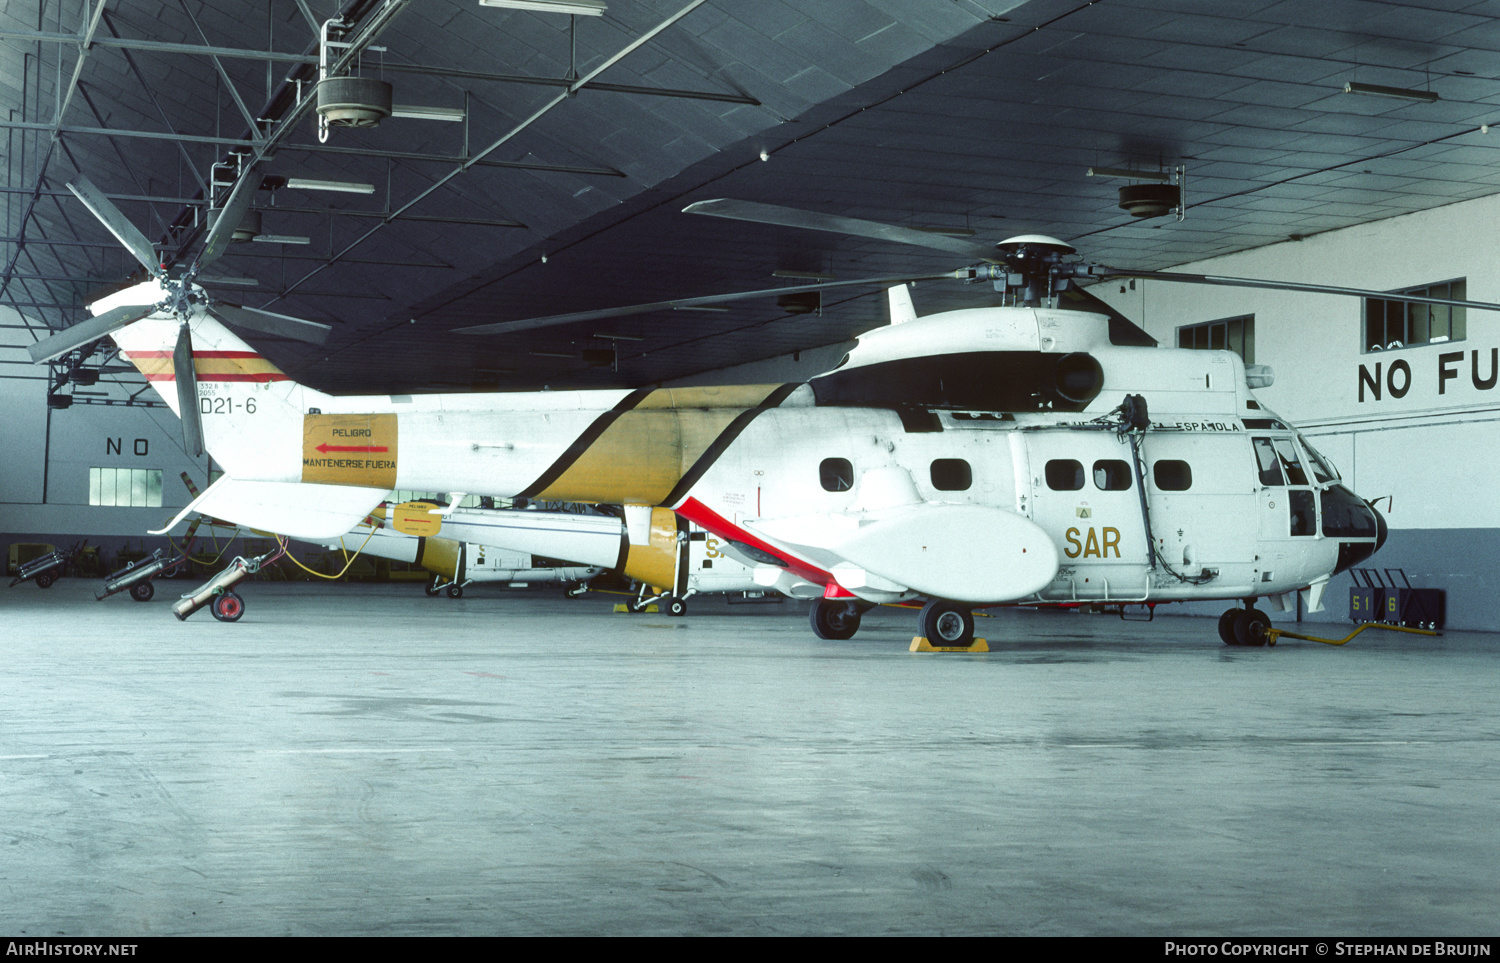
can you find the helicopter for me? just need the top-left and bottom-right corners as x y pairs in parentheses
(37, 181), (1489, 647)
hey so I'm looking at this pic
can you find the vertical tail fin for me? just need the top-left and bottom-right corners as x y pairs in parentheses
(110, 303), (327, 479)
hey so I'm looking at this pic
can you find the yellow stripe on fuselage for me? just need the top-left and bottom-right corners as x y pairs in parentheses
(533, 385), (784, 505)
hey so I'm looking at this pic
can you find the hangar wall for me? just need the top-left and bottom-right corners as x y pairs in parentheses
(1096, 192), (1500, 632)
(1, 308), (206, 562)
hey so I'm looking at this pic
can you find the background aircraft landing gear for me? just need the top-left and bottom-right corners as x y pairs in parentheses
(919, 600), (975, 648)
(446, 582), (464, 599)
(810, 599), (862, 640)
(425, 576), (443, 597)
(34, 569), (58, 589)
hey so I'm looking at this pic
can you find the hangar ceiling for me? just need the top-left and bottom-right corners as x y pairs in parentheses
(7, 0), (1500, 398)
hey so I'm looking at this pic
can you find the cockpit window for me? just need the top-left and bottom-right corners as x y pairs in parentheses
(1252, 437), (1284, 486)
(1299, 436), (1340, 483)
(1272, 439), (1308, 486)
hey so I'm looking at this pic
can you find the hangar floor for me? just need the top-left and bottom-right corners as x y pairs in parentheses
(2, 580), (1496, 936)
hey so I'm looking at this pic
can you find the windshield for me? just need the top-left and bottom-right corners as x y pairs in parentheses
(1298, 435), (1341, 483)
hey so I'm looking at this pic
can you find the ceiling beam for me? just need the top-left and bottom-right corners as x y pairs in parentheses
(0, 28), (758, 104)
(0, 121), (623, 177)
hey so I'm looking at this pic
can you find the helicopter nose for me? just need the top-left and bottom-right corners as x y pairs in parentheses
(1371, 498), (1389, 554)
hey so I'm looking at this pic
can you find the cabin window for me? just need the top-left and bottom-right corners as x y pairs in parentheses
(1092, 460), (1132, 491)
(820, 457), (853, 492)
(1152, 460), (1192, 491)
(1273, 438), (1308, 486)
(1289, 490), (1316, 537)
(930, 458), (972, 491)
(1251, 437), (1284, 486)
(1179, 315), (1254, 364)
(1364, 278), (1465, 352)
(1045, 459), (1084, 491)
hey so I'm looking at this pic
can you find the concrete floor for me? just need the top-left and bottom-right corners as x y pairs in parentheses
(1, 578), (1496, 936)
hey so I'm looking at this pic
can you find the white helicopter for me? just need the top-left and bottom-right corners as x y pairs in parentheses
(39, 182), (1483, 647)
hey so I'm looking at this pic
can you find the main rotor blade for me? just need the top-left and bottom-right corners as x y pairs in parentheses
(67, 176), (163, 278)
(454, 271), (968, 336)
(209, 303), (332, 345)
(173, 322), (204, 459)
(27, 302), (156, 363)
(684, 199), (998, 262)
(1098, 269), (1500, 313)
(193, 169), (260, 275)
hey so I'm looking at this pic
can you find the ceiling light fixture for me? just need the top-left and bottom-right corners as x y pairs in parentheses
(252, 235), (313, 245)
(1087, 167), (1171, 182)
(390, 105), (467, 122)
(284, 177), (376, 194)
(478, 0), (607, 15)
(1343, 81), (1440, 103)
(772, 270), (836, 280)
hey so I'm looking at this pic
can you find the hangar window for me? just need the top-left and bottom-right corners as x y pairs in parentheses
(1092, 460), (1132, 491)
(1178, 316), (1254, 364)
(88, 467), (162, 508)
(1045, 459), (1084, 491)
(930, 458), (971, 491)
(1152, 460), (1192, 491)
(1364, 279), (1466, 352)
(820, 457), (853, 492)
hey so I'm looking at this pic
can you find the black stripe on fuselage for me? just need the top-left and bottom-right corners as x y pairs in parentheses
(516, 386), (657, 499)
(662, 382), (800, 508)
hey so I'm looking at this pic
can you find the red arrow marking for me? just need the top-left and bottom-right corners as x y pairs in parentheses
(316, 443), (389, 453)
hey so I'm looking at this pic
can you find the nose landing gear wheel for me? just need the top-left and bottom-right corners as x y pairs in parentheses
(920, 600), (975, 648)
(130, 580), (155, 602)
(211, 591), (244, 622)
(810, 599), (862, 640)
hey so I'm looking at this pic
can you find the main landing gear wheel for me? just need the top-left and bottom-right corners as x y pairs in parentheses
(130, 580), (155, 602)
(920, 600), (976, 647)
(664, 595), (687, 617)
(211, 592), (244, 623)
(1233, 608), (1271, 647)
(809, 599), (861, 640)
(425, 577), (442, 597)
(1218, 608), (1243, 645)
(446, 583), (464, 599)
(34, 569), (57, 588)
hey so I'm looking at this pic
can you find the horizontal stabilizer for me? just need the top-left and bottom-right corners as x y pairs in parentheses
(747, 503), (1059, 603)
(150, 476), (388, 540)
